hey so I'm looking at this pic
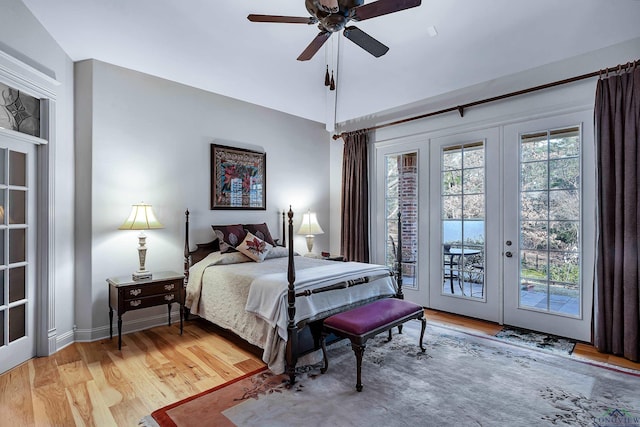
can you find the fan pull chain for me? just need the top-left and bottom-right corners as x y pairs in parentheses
(325, 66), (330, 86)
(330, 71), (336, 91)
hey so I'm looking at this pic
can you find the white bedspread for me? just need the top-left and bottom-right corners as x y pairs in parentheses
(185, 249), (397, 373)
(245, 262), (394, 341)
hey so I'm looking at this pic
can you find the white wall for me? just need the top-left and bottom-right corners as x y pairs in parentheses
(74, 60), (332, 339)
(0, 1), (76, 350)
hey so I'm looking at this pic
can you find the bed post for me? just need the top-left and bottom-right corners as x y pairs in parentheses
(396, 209), (404, 299)
(184, 210), (191, 283)
(285, 206), (298, 384)
(183, 210), (191, 321)
(281, 210), (286, 247)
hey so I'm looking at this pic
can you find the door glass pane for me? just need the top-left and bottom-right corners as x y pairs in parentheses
(9, 151), (26, 187)
(0, 272), (4, 305)
(441, 142), (485, 299)
(0, 191), (5, 225)
(385, 152), (418, 289)
(9, 228), (25, 264)
(519, 126), (580, 316)
(9, 304), (25, 342)
(9, 266), (25, 303)
(0, 148), (5, 185)
(0, 310), (4, 347)
(9, 189), (25, 224)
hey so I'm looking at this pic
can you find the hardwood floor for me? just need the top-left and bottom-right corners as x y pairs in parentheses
(0, 321), (265, 426)
(1, 312), (638, 426)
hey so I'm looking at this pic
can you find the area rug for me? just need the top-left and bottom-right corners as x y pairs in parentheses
(141, 322), (640, 427)
(494, 325), (577, 355)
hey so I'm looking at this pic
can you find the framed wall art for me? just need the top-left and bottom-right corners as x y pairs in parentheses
(210, 144), (266, 210)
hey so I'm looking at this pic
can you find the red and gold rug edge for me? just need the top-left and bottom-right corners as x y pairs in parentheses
(151, 365), (269, 427)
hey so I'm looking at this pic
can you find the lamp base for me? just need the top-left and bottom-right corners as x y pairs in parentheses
(305, 235), (315, 254)
(132, 271), (152, 281)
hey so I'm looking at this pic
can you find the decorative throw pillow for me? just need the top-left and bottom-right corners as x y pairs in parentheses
(211, 224), (247, 253)
(236, 232), (273, 262)
(243, 223), (276, 246)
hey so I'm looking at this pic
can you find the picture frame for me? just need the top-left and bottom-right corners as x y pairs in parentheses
(210, 144), (266, 210)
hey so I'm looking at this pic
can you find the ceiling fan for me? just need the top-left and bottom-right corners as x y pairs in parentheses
(247, 0), (422, 61)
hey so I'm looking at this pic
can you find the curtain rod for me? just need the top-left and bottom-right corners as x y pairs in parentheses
(332, 59), (639, 141)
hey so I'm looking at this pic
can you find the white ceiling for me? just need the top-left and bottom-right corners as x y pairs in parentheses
(21, 0), (640, 128)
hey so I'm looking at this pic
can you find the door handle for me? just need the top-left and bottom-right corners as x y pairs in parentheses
(505, 251), (513, 258)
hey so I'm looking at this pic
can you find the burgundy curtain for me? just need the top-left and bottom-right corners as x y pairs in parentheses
(594, 64), (640, 362)
(341, 130), (370, 263)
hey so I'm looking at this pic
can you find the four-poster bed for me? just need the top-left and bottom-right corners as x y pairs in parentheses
(183, 208), (405, 383)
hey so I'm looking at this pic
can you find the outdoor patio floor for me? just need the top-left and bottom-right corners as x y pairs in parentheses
(441, 280), (580, 316)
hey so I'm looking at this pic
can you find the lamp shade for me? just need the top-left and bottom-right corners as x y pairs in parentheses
(118, 203), (164, 230)
(297, 211), (324, 236)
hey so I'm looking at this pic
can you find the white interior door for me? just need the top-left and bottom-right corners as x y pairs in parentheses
(0, 135), (37, 373)
(503, 112), (594, 342)
(428, 128), (501, 322)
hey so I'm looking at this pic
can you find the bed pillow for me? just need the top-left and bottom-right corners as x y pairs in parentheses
(211, 224), (247, 253)
(265, 246), (292, 260)
(236, 231), (273, 262)
(243, 223), (276, 246)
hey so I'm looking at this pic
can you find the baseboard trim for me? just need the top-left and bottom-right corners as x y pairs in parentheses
(55, 329), (74, 351)
(74, 312), (182, 343)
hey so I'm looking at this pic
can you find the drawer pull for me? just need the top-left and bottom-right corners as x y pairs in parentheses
(164, 284), (175, 291)
(130, 289), (142, 297)
(164, 294), (175, 302)
(130, 300), (142, 307)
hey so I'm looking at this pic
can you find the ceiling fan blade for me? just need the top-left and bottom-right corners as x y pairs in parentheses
(352, 0), (421, 21)
(343, 26), (389, 58)
(297, 32), (332, 61)
(247, 14), (317, 24)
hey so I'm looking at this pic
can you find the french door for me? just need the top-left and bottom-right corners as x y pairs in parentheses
(425, 112), (593, 341)
(503, 113), (594, 342)
(375, 111), (593, 341)
(0, 135), (37, 373)
(428, 128), (501, 322)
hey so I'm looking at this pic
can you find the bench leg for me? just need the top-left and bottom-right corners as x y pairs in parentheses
(418, 317), (426, 352)
(320, 332), (329, 374)
(352, 343), (366, 392)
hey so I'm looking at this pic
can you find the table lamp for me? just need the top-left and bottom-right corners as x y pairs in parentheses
(119, 202), (164, 280)
(297, 210), (324, 255)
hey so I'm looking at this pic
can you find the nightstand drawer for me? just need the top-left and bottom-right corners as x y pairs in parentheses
(123, 281), (182, 299)
(125, 292), (180, 310)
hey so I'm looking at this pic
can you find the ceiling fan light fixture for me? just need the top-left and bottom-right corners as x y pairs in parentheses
(318, 0), (339, 13)
(250, 0), (423, 61)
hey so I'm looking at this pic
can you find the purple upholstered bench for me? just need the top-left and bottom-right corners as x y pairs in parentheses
(320, 298), (426, 391)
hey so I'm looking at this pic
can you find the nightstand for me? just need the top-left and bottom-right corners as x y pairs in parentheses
(107, 270), (185, 350)
(320, 252), (344, 262)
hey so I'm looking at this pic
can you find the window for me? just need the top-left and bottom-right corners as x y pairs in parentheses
(519, 127), (581, 316)
(385, 152), (418, 288)
(441, 142), (485, 298)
